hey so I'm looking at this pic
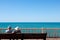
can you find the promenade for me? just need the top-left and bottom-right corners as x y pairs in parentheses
(1, 38), (60, 40)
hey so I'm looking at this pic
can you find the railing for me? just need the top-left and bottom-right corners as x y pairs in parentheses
(0, 28), (60, 38)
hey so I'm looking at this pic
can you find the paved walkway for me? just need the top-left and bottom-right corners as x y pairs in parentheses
(1, 38), (60, 40)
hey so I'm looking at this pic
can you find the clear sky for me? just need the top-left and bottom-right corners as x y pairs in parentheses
(0, 0), (60, 22)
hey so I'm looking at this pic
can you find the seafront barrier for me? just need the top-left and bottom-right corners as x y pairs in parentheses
(0, 28), (60, 38)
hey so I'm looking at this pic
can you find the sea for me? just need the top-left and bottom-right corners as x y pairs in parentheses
(0, 22), (60, 28)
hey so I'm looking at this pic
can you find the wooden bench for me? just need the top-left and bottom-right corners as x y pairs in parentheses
(0, 33), (47, 40)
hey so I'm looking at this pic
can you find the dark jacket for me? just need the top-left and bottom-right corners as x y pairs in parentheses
(13, 30), (21, 34)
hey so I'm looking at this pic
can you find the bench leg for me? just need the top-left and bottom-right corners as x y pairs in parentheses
(44, 38), (46, 40)
(21, 35), (23, 40)
(12, 39), (18, 40)
(10, 39), (11, 40)
(16, 39), (18, 40)
(21, 38), (23, 40)
(13, 39), (15, 40)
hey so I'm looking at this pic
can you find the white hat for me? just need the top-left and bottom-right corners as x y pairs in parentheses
(15, 26), (19, 30)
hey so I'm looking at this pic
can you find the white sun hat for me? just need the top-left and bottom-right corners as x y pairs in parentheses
(15, 26), (20, 30)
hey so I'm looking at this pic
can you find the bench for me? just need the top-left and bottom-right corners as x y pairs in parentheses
(0, 33), (47, 40)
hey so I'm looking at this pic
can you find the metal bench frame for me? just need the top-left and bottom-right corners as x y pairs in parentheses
(0, 33), (47, 40)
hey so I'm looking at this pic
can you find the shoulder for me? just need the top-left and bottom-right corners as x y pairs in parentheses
(6, 30), (9, 32)
(6, 30), (12, 32)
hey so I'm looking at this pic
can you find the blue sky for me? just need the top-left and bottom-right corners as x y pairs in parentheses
(0, 0), (60, 22)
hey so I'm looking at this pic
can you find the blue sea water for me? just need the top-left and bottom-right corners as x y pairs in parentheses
(0, 22), (60, 28)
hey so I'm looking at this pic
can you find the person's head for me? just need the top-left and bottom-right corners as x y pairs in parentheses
(15, 26), (20, 30)
(7, 25), (12, 30)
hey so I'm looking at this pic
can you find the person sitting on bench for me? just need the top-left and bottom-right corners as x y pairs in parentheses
(12, 26), (21, 34)
(5, 25), (12, 33)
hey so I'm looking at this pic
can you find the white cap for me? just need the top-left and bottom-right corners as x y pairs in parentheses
(15, 26), (20, 30)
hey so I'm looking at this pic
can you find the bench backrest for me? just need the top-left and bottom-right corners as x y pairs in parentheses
(0, 33), (47, 39)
